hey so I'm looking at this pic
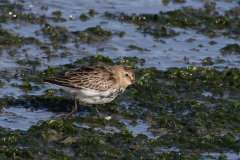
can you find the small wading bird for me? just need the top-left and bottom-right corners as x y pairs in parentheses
(43, 65), (146, 119)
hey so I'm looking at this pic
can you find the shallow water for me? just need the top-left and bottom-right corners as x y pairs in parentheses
(1, 0), (240, 159)
(0, 107), (54, 130)
(2, 0), (240, 71)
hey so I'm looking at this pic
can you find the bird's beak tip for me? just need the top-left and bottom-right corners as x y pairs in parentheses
(132, 81), (147, 99)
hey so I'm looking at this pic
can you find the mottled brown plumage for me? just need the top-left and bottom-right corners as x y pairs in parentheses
(50, 66), (116, 91)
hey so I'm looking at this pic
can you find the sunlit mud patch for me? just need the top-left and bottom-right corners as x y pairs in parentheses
(121, 119), (157, 139)
(0, 107), (54, 130)
(201, 91), (212, 97)
(202, 151), (240, 160)
(78, 124), (121, 133)
(74, 118), (157, 139)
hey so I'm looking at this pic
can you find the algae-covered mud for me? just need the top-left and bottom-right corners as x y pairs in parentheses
(1, 0), (240, 159)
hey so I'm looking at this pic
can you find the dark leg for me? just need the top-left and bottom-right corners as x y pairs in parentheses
(66, 91), (79, 119)
(92, 104), (102, 118)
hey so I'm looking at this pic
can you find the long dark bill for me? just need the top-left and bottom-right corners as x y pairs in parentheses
(132, 81), (147, 99)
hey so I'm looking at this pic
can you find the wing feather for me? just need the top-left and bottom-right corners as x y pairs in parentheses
(44, 66), (116, 91)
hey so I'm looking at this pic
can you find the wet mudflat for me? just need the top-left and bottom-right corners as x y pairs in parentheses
(0, 0), (240, 159)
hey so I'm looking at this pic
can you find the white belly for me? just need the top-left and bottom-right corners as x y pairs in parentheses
(59, 86), (120, 104)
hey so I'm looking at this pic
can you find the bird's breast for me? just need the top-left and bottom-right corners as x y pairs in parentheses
(76, 87), (122, 104)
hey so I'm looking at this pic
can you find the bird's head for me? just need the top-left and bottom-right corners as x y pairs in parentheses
(114, 65), (147, 99)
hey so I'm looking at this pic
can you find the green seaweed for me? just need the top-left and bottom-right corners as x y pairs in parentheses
(104, 5), (240, 39)
(44, 66), (56, 78)
(115, 60), (137, 68)
(209, 41), (217, 45)
(2, 63), (240, 159)
(79, 13), (89, 21)
(30, 119), (77, 134)
(42, 23), (69, 43)
(52, 11), (62, 18)
(0, 80), (5, 88)
(78, 54), (114, 66)
(85, 25), (112, 36)
(20, 81), (32, 90)
(45, 89), (58, 95)
(127, 44), (150, 51)
(202, 57), (214, 66)
(81, 137), (106, 145)
(1, 0), (240, 158)
(220, 44), (240, 55)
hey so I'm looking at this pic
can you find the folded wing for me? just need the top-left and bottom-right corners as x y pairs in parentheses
(43, 66), (116, 91)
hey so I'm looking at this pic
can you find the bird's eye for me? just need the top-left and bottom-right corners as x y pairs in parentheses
(125, 74), (129, 77)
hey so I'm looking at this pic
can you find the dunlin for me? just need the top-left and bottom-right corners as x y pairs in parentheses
(43, 65), (146, 119)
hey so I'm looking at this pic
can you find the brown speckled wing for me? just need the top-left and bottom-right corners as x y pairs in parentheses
(50, 66), (116, 91)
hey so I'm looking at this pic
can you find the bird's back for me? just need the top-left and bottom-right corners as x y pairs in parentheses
(43, 66), (117, 91)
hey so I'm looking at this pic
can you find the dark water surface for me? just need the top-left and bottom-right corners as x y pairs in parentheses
(0, 0), (240, 159)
